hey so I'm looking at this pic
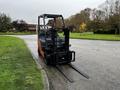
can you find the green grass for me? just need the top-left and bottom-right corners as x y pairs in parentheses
(0, 36), (44, 90)
(0, 32), (36, 35)
(59, 32), (120, 41)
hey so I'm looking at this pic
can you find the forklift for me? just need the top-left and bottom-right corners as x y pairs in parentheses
(37, 14), (89, 82)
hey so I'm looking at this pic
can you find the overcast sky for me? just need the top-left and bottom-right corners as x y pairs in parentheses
(0, 0), (106, 24)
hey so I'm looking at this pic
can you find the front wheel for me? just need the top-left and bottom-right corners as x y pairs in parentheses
(44, 52), (51, 65)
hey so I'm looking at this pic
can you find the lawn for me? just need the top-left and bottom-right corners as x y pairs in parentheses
(60, 33), (120, 41)
(0, 36), (44, 90)
(0, 32), (36, 35)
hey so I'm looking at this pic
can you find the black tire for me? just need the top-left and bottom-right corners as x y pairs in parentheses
(44, 52), (51, 65)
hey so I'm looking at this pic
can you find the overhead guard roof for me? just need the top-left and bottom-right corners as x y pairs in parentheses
(39, 14), (63, 18)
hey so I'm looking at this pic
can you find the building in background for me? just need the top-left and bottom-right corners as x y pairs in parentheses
(27, 24), (36, 32)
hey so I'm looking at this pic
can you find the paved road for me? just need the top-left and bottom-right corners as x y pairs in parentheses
(16, 35), (120, 90)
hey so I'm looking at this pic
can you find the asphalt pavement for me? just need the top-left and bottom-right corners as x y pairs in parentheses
(15, 35), (120, 90)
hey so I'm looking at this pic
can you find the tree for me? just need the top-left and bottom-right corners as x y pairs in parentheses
(88, 9), (106, 33)
(65, 8), (91, 32)
(99, 0), (120, 34)
(0, 13), (12, 32)
(65, 0), (120, 34)
(79, 23), (87, 33)
(12, 20), (28, 32)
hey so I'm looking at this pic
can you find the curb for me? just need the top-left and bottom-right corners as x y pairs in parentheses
(30, 52), (50, 90)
